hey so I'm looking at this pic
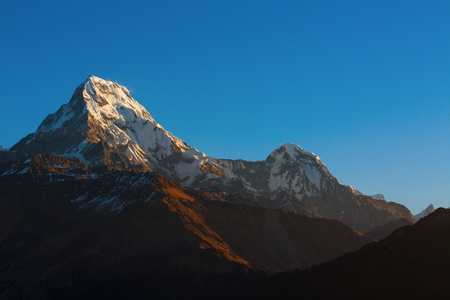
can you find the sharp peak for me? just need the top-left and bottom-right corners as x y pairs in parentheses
(75, 76), (134, 103)
(271, 142), (319, 159)
(86, 75), (111, 83)
(61, 76), (143, 122)
(82, 75), (129, 91)
(85, 75), (116, 85)
(280, 142), (304, 150)
(425, 204), (435, 210)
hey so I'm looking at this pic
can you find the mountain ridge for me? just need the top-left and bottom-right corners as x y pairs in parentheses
(246, 208), (450, 299)
(6, 76), (415, 232)
(0, 153), (374, 298)
(414, 204), (435, 221)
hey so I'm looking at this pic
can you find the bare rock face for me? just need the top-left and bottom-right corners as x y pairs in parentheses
(0, 155), (373, 298)
(9, 76), (415, 232)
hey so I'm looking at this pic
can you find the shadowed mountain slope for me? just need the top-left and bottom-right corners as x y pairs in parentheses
(0, 154), (373, 299)
(366, 218), (413, 241)
(246, 208), (450, 300)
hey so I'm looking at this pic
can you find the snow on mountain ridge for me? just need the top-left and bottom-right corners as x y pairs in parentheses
(347, 186), (386, 200)
(348, 186), (364, 195)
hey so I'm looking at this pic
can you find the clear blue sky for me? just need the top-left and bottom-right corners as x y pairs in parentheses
(1, 1), (449, 214)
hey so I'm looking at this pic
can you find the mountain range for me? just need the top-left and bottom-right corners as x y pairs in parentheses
(5, 76), (414, 233)
(1, 76), (442, 299)
(0, 153), (373, 298)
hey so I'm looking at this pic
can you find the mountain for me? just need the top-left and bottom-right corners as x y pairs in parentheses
(347, 186), (385, 200)
(415, 204), (435, 221)
(7, 76), (414, 233)
(211, 145), (413, 233)
(365, 218), (413, 240)
(246, 208), (450, 299)
(0, 154), (373, 299)
(0, 145), (8, 151)
(10, 76), (197, 174)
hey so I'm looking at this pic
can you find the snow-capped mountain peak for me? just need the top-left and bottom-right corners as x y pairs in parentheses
(12, 76), (227, 184)
(81, 76), (191, 157)
(14, 76), (195, 171)
(269, 143), (320, 161)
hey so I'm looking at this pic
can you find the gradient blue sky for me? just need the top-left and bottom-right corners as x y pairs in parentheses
(1, 1), (449, 214)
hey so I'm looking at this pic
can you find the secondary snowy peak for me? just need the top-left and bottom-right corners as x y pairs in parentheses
(210, 142), (415, 233)
(266, 143), (336, 193)
(268, 143), (331, 176)
(415, 204), (435, 221)
(212, 142), (339, 203)
(0, 145), (8, 151)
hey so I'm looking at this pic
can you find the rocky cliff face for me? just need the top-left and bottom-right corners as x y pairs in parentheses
(8, 76), (415, 232)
